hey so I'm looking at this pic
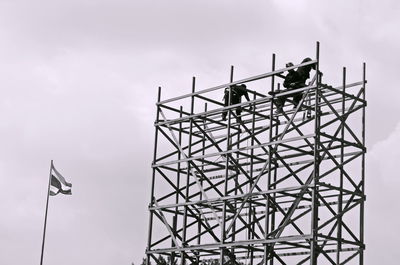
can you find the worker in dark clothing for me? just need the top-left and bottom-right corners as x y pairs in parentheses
(222, 84), (251, 122)
(275, 58), (316, 113)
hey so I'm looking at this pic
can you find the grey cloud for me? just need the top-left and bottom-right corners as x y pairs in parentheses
(0, 0), (398, 264)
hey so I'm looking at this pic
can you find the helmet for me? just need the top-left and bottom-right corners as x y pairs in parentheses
(286, 62), (294, 68)
(301, 57), (315, 69)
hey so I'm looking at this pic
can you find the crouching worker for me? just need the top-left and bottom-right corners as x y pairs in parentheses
(275, 58), (316, 114)
(222, 84), (251, 122)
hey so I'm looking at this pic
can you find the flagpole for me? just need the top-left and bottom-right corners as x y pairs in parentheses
(40, 160), (53, 265)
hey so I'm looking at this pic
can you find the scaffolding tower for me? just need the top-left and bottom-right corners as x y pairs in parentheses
(145, 42), (367, 265)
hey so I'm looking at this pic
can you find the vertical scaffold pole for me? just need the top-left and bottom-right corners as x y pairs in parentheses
(147, 87), (162, 265)
(231, 66), (238, 260)
(171, 106), (183, 265)
(249, 91), (256, 265)
(181, 77), (196, 265)
(198, 103), (207, 248)
(336, 67), (346, 264)
(265, 53), (275, 265)
(220, 66), (234, 265)
(271, 82), (279, 265)
(310, 41), (320, 265)
(360, 62), (366, 265)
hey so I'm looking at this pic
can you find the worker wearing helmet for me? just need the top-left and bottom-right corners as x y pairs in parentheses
(275, 58), (316, 113)
(222, 84), (251, 122)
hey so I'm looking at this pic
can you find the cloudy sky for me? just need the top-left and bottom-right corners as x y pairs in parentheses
(0, 0), (399, 264)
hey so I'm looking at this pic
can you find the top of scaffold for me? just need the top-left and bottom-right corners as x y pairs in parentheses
(156, 59), (318, 105)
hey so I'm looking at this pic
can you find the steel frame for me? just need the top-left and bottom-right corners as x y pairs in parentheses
(145, 42), (367, 265)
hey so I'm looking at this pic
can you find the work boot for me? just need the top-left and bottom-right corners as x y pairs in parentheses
(268, 89), (281, 96)
(294, 106), (304, 112)
(293, 103), (302, 110)
(275, 107), (283, 114)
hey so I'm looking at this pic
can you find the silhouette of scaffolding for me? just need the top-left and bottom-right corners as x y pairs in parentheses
(146, 42), (366, 265)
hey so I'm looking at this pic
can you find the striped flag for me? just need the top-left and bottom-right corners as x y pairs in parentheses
(50, 163), (72, 196)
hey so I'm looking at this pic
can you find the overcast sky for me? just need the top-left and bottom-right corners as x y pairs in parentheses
(0, 0), (399, 264)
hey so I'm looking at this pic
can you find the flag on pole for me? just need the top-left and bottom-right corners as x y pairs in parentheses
(50, 163), (72, 196)
(40, 161), (72, 265)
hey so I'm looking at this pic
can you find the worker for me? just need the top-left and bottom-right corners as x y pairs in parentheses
(275, 58), (316, 113)
(221, 84), (251, 122)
